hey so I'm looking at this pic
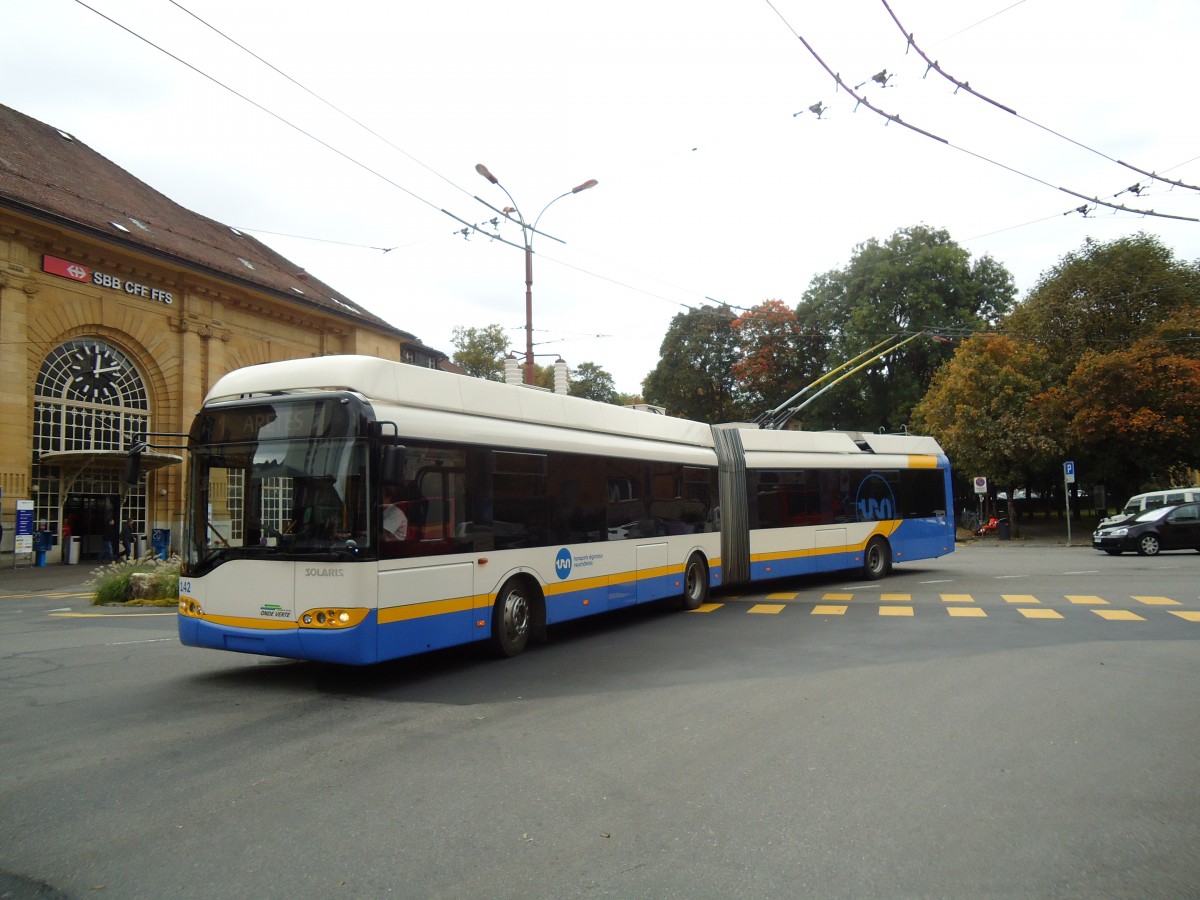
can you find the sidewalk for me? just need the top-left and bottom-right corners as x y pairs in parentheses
(0, 557), (98, 594)
(960, 514), (1099, 548)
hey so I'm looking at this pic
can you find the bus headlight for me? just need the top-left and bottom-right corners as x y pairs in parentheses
(298, 607), (368, 629)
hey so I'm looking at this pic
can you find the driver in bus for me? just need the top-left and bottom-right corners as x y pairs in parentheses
(382, 489), (408, 541)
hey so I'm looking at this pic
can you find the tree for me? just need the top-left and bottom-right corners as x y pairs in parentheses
(1039, 327), (1200, 497)
(730, 300), (815, 414)
(450, 324), (509, 380)
(910, 335), (1058, 533)
(1005, 233), (1200, 370)
(797, 225), (1016, 430)
(642, 305), (744, 423)
(1001, 234), (1200, 504)
(568, 361), (617, 403)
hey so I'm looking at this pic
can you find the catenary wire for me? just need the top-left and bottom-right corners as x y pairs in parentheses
(879, 0), (1200, 193)
(165, 0), (478, 202)
(763, 0), (1197, 223)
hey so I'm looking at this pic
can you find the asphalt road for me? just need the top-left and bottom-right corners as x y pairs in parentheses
(1, 543), (1198, 899)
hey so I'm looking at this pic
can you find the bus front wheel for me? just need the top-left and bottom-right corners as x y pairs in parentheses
(490, 579), (532, 658)
(681, 553), (709, 610)
(863, 537), (892, 580)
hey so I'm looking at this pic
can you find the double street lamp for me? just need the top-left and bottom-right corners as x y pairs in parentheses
(475, 163), (597, 384)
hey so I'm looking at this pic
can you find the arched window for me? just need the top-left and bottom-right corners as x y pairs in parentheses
(31, 339), (151, 544)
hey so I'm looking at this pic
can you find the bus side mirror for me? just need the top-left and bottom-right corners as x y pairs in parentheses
(381, 444), (406, 484)
(124, 441), (147, 486)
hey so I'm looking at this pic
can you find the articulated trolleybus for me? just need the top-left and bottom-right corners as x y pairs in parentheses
(178, 356), (954, 665)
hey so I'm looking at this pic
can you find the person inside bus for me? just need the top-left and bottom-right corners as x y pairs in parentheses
(381, 488), (409, 552)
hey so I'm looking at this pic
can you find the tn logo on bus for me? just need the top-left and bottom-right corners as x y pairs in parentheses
(855, 474), (896, 522)
(554, 548), (573, 580)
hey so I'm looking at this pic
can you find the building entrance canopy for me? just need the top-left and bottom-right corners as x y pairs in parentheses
(39, 449), (182, 496)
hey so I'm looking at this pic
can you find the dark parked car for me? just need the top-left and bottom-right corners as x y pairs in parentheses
(1092, 502), (1200, 556)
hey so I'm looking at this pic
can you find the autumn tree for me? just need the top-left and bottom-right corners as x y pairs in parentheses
(642, 305), (744, 423)
(1038, 322), (1200, 497)
(1003, 234), (1200, 504)
(730, 300), (820, 414)
(910, 335), (1059, 533)
(797, 225), (1016, 430)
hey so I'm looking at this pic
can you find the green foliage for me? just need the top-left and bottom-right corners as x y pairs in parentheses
(568, 361), (618, 403)
(911, 335), (1058, 494)
(450, 324), (510, 380)
(914, 234), (1200, 506)
(1006, 232), (1200, 370)
(642, 305), (745, 423)
(88, 555), (181, 607)
(731, 300), (814, 412)
(795, 225), (1016, 430)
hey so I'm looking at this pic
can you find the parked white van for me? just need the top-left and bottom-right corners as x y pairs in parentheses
(1101, 488), (1200, 526)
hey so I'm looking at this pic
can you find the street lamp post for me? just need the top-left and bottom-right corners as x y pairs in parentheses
(475, 163), (597, 385)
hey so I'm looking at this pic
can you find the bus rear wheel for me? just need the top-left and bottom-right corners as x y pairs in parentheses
(490, 579), (532, 657)
(863, 536), (892, 580)
(681, 553), (709, 610)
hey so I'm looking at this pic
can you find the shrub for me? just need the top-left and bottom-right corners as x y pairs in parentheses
(89, 554), (181, 606)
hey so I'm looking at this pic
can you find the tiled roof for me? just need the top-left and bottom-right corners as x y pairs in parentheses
(0, 103), (419, 342)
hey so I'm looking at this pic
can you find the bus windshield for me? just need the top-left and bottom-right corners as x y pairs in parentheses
(185, 397), (372, 572)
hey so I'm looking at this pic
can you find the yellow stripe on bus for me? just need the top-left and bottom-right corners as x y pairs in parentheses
(750, 523), (899, 563)
(378, 596), (476, 624)
(907, 454), (939, 468)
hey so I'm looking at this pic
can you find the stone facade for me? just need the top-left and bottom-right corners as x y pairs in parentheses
(0, 104), (447, 563)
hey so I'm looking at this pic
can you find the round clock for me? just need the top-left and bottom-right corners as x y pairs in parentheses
(68, 344), (134, 402)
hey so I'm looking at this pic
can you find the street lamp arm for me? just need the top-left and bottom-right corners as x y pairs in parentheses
(534, 179), (597, 233)
(473, 163), (598, 385)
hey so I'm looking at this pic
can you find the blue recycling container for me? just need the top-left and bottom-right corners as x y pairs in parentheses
(151, 528), (171, 559)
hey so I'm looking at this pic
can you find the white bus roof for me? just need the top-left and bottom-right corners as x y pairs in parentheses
(205, 355), (715, 450)
(204, 355), (946, 461)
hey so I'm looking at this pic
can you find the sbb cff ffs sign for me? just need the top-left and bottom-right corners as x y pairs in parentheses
(42, 255), (173, 305)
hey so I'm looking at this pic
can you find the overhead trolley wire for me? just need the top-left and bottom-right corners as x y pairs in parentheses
(762, 0), (1198, 223)
(879, 0), (1200, 194)
(165, 0), (478, 203)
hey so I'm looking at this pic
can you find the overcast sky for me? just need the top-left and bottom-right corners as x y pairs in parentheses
(5, 0), (1198, 395)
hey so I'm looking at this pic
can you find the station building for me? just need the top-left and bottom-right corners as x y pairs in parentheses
(0, 103), (448, 563)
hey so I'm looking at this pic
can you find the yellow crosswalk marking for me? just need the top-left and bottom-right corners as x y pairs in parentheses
(879, 606), (913, 617)
(766, 592), (798, 601)
(811, 604), (847, 615)
(947, 607), (987, 617)
(1018, 608), (1063, 619)
(1131, 596), (1180, 606)
(1093, 610), (1145, 621)
(748, 603), (786, 614)
(1169, 611), (1200, 622)
(689, 603), (723, 613)
(881, 593), (911, 601)
(1003, 594), (1039, 604)
(940, 593), (974, 603)
(822, 592), (853, 601)
(1066, 595), (1108, 605)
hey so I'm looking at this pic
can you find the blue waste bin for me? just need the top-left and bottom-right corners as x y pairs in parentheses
(151, 528), (170, 559)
